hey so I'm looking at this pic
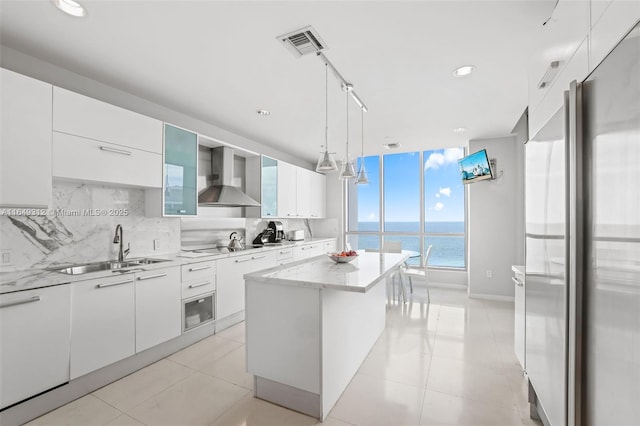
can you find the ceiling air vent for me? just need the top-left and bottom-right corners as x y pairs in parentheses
(277, 26), (327, 57)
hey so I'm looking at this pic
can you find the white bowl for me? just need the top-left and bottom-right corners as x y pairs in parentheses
(327, 253), (358, 263)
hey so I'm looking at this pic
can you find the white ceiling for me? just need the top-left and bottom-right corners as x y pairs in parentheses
(0, 0), (555, 163)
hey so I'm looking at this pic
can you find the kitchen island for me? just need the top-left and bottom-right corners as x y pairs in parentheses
(243, 251), (408, 420)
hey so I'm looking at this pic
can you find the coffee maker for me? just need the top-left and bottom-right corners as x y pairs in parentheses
(267, 221), (284, 243)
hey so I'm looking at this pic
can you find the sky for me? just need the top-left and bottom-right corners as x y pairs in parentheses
(355, 147), (465, 223)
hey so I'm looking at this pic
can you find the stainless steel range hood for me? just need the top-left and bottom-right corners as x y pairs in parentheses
(198, 146), (261, 207)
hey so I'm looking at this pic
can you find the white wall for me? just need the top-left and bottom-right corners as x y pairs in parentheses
(467, 135), (520, 299)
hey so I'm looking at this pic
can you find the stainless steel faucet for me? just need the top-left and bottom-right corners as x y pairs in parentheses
(113, 224), (130, 262)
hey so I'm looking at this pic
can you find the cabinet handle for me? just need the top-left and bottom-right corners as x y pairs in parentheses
(99, 146), (132, 156)
(137, 273), (168, 281)
(97, 279), (132, 288)
(279, 250), (291, 255)
(512, 277), (524, 287)
(189, 265), (211, 272)
(0, 295), (41, 309)
(235, 255), (266, 263)
(188, 281), (211, 289)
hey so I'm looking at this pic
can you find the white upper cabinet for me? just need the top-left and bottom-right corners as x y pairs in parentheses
(527, 0), (590, 138)
(296, 167), (312, 218)
(277, 161), (297, 218)
(0, 68), (52, 208)
(310, 171), (326, 219)
(589, 0), (640, 72)
(52, 132), (162, 188)
(53, 87), (162, 154)
(274, 160), (326, 219)
(51, 87), (163, 188)
(528, 0), (640, 138)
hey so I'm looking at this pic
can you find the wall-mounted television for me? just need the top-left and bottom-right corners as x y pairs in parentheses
(458, 149), (494, 184)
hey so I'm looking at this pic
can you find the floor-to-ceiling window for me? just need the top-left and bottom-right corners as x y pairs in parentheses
(347, 147), (466, 269)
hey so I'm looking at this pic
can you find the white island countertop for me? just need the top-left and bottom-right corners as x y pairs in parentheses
(244, 251), (408, 293)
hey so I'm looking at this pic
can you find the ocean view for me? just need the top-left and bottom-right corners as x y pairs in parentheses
(348, 221), (465, 268)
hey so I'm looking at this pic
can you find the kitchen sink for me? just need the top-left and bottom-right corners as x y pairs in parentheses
(55, 261), (139, 275)
(53, 258), (170, 275)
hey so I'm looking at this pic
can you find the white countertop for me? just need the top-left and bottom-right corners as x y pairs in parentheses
(0, 237), (336, 294)
(244, 251), (409, 293)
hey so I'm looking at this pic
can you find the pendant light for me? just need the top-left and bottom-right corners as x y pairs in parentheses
(339, 88), (356, 180)
(356, 108), (369, 184)
(316, 63), (338, 173)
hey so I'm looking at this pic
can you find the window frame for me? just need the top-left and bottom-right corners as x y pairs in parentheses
(346, 149), (468, 270)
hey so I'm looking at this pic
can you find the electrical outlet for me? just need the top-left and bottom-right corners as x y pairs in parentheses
(1, 250), (13, 266)
(153, 239), (160, 251)
(486, 270), (493, 278)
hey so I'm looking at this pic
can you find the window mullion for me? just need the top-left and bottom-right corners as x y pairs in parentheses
(378, 154), (383, 248)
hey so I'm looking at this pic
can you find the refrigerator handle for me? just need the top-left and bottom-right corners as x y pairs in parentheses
(566, 80), (584, 426)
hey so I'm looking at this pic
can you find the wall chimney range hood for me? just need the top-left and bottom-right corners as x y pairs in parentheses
(198, 146), (260, 207)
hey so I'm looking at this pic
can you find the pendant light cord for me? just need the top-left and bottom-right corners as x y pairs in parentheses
(345, 90), (349, 158)
(325, 63), (329, 151)
(361, 108), (364, 160)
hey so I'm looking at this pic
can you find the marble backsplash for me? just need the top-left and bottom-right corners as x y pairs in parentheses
(180, 216), (338, 248)
(0, 181), (338, 271)
(0, 182), (180, 272)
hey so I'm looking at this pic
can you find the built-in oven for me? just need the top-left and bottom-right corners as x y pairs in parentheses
(182, 292), (215, 332)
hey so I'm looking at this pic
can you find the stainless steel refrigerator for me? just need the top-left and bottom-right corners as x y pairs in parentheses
(525, 21), (640, 426)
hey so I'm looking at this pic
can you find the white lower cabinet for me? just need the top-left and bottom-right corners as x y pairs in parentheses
(276, 247), (294, 265)
(70, 275), (135, 379)
(513, 266), (526, 370)
(216, 251), (276, 319)
(135, 267), (181, 352)
(292, 242), (324, 261)
(324, 240), (337, 253)
(0, 285), (71, 409)
(181, 261), (216, 300)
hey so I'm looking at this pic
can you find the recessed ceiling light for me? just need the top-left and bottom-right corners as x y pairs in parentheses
(453, 127), (467, 133)
(256, 109), (271, 116)
(51, 0), (87, 17)
(383, 142), (401, 149)
(452, 65), (475, 77)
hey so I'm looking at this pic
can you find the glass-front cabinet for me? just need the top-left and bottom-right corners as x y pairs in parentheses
(261, 156), (278, 217)
(163, 124), (197, 216)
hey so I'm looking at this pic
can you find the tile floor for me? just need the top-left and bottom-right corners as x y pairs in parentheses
(26, 287), (539, 426)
